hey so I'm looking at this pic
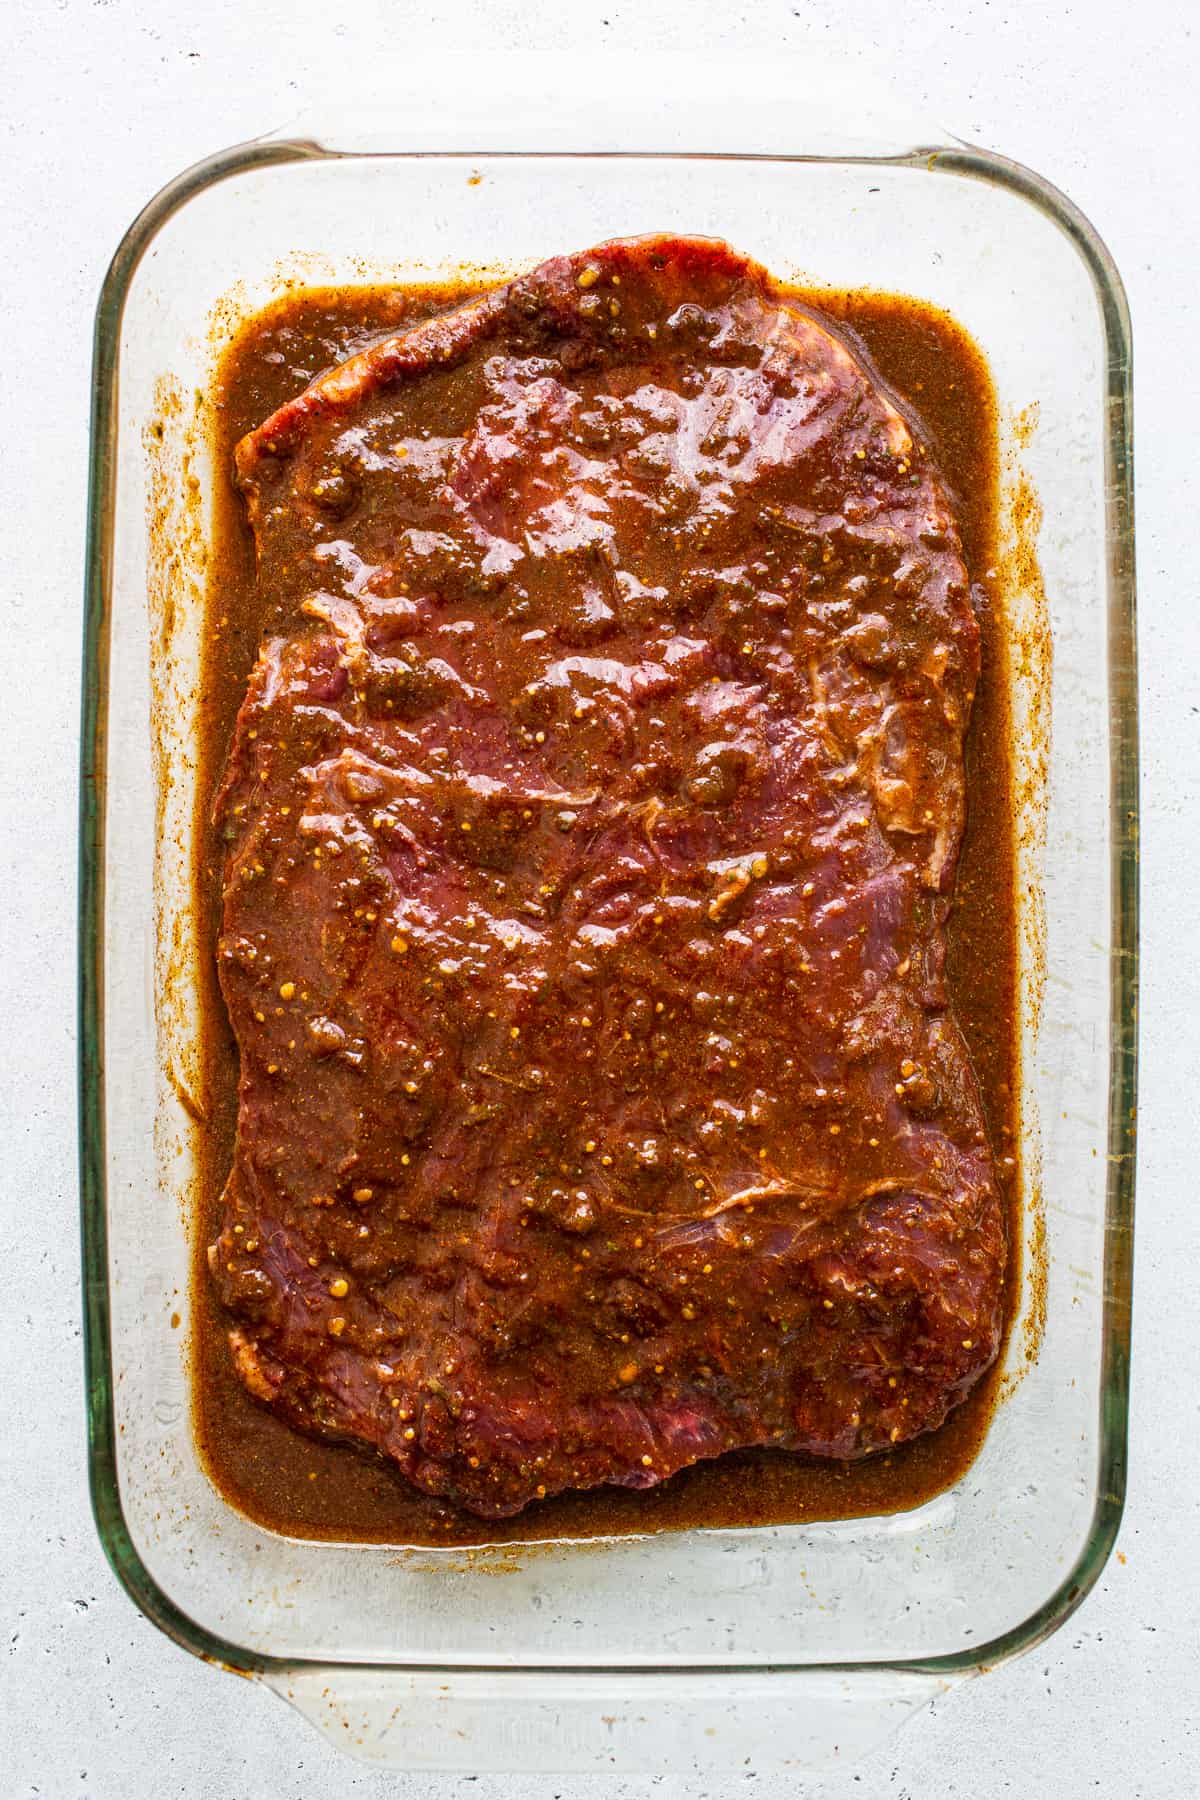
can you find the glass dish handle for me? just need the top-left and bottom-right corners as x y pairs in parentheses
(259, 51), (947, 162)
(264, 1666), (960, 1771)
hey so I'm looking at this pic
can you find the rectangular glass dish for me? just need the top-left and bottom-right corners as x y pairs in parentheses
(80, 69), (1136, 1772)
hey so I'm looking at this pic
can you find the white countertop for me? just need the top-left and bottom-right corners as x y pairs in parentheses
(2, 0), (1196, 1793)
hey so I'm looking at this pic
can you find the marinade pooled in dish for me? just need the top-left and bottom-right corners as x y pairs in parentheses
(209, 235), (1005, 1519)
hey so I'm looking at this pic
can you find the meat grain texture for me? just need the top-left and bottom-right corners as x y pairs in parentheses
(210, 235), (1005, 1519)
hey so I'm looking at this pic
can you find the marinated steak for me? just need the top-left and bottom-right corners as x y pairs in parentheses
(210, 235), (1005, 1519)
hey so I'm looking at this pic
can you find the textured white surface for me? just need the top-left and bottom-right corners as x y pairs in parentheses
(1, 0), (1196, 1793)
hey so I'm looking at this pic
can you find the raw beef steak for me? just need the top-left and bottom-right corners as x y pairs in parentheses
(209, 235), (1005, 1518)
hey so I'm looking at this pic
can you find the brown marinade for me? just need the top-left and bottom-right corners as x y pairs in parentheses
(191, 267), (1017, 1544)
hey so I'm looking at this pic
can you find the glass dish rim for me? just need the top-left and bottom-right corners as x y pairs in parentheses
(78, 131), (1138, 1685)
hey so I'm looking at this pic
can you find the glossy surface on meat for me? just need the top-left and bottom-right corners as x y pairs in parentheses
(210, 236), (1005, 1519)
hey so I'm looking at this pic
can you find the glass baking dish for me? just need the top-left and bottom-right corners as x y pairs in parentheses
(79, 61), (1136, 1773)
